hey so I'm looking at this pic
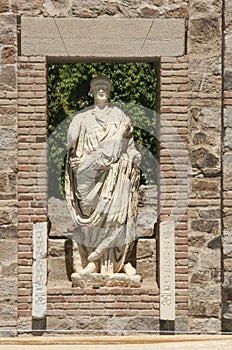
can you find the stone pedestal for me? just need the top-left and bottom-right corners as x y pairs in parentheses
(71, 273), (142, 288)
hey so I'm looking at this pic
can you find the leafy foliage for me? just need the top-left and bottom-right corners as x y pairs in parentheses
(48, 62), (158, 197)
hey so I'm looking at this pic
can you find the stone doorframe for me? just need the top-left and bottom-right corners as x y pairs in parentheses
(17, 16), (189, 331)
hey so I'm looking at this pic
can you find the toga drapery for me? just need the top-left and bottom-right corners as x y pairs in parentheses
(65, 104), (140, 273)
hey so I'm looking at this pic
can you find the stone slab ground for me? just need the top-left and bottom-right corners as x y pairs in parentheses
(1, 336), (232, 350)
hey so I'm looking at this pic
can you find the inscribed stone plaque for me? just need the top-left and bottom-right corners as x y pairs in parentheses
(32, 222), (47, 319)
(32, 259), (47, 319)
(160, 221), (175, 320)
(33, 221), (47, 259)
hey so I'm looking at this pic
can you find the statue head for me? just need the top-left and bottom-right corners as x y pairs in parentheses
(90, 76), (112, 105)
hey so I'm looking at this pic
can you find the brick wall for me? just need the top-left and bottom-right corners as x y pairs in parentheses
(47, 287), (159, 333)
(159, 56), (189, 331)
(17, 56), (47, 329)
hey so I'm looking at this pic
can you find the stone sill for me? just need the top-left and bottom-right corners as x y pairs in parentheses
(0, 335), (232, 349)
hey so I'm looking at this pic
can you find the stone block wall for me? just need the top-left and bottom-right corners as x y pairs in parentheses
(222, 0), (232, 332)
(0, 10), (18, 337)
(0, 0), (231, 336)
(187, 0), (223, 333)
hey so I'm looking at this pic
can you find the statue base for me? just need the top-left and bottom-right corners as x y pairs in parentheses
(71, 272), (142, 288)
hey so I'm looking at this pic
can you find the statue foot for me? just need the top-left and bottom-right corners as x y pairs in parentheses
(80, 262), (96, 275)
(88, 249), (103, 262)
(122, 263), (136, 276)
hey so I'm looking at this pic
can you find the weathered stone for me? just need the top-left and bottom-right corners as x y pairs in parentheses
(43, 0), (74, 16)
(190, 284), (221, 301)
(201, 249), (221, 269)
(223, 229), (232, 244)
(0, 279), (17, 296)
(104, 2), (121, 16)
(224, 108), (232, 128)
(193, 132), (207, 146)
(0, 209), (17, 225)
(201, 107), (221, 131)
(189, 57), (222, 93)
(125, 316), (159, 332)
(191, 148), (219, 169)
(190, 270), (212, 284)
(224, 209), (232, 229)
(189, 17), (221, 55)
(48, 197), (76, 237)
(207, 236), (221, 249)
(140, 7), (159, 17)
(222, 317), (232, 332)
(164, 4), (189, 18)
(0, 114), (17, 127)
(0, 0), (8, 13)
(0, 226), (17, 239)
(224, 258), (232, 271)
(11, 0), (44, 12)
(0, 15), (16, 44)
(189, 301), (220, 317)
(2, 262), (17, 276)
(225, 128), (232, 150)
(137, 185), (157, 238)
(136, 238), (156, 284)
(191, 220), (219, 234)
(0, 66), (16, 91)
(192, 179), (219, 198)
(199, 209), (220, 219)
(48, 256), (69, 282)
(48, 238), (72, 281)
(0, 301), (17, 320)
(223, 153), (232, 191)
(71, 0), (105, 16)
(148, 0), (163, 5)
(0, 173), (8, 192)
(1, 46), (15, 64)
(225, 31), (232, 53)
(224, 245), (232, 258)
(224, 69), (232, 90)
(189, 235), (206, 247)
(0, 240), (17, 261)
(48, 238), (66, 257)
(175, 316), (188, 333)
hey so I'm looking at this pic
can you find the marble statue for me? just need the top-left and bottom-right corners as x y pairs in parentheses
(65, 76), (141, 281)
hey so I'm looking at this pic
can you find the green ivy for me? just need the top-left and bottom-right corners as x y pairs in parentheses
(48, 62), (158, 197)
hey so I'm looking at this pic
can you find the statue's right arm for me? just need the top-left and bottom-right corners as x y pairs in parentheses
(66, 115), (82, 149)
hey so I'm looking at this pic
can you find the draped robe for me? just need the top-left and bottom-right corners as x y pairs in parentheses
(65, 105), (140, 273)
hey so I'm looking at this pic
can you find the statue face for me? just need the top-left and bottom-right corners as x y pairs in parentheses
(92, 84), (110, 105)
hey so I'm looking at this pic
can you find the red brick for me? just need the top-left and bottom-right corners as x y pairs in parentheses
(18, 310), (31, 316)
(112, 310), (138, 317)
(18, 252), (33, 259)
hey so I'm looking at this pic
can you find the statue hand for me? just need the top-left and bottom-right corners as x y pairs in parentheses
(70, 157), (79, 170)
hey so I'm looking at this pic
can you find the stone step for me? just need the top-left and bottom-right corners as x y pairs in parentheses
(1, 335), (232, 350)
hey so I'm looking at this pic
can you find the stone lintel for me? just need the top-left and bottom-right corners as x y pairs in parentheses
(21, 17), (186, 60)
